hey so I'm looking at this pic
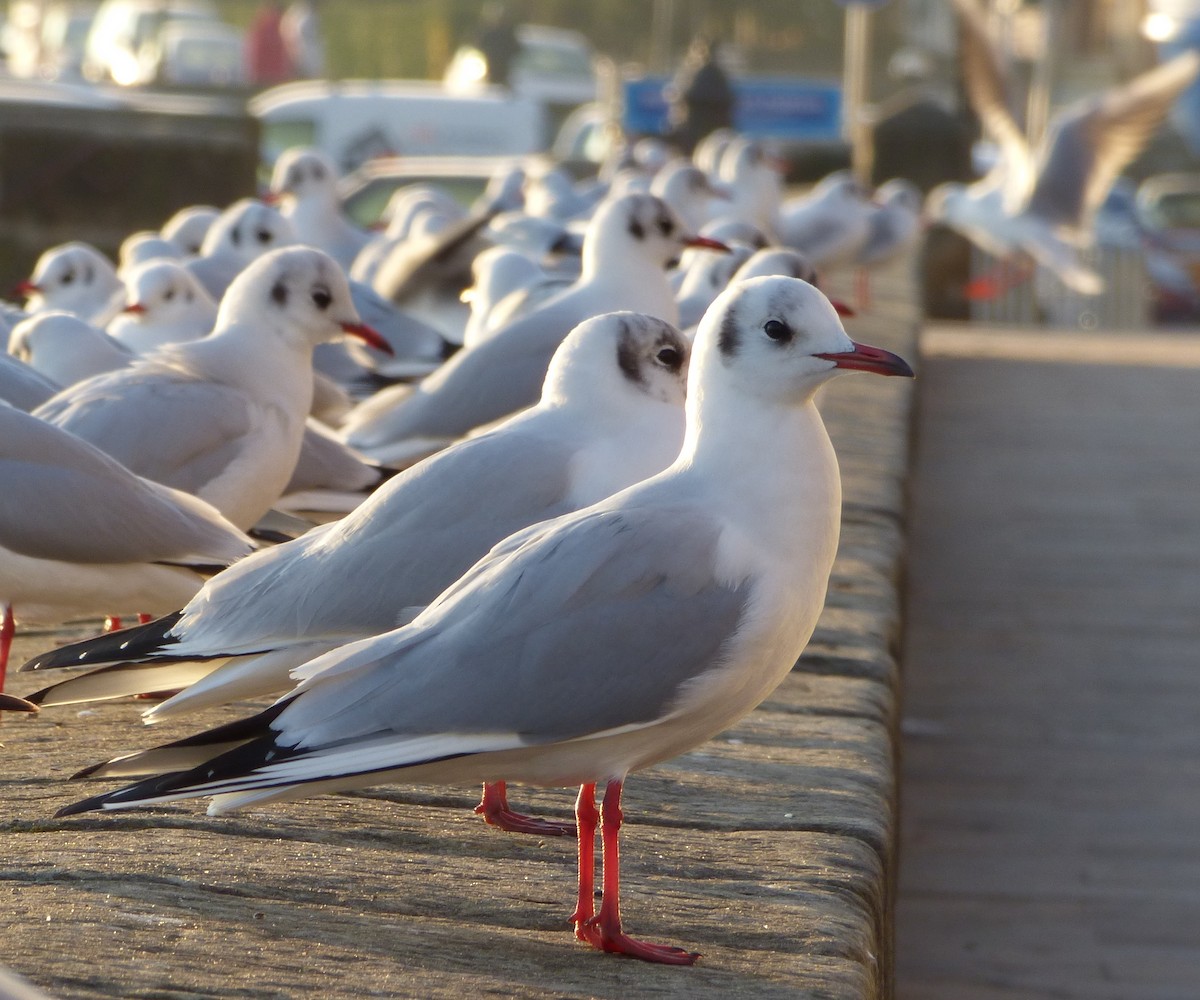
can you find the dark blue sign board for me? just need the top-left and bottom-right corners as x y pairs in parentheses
(623, 76), (843, 142)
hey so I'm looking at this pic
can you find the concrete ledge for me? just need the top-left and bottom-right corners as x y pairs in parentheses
(0, 266), (916, 999)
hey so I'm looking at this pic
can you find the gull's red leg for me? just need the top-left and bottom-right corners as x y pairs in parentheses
(570, 782), (599, 943)
(581, 778), (700, 965)
(137, 613), (153, 624)
(0, 603), (13, 694)
(473, 780), (574, 837)
(103, 616), (122, 633)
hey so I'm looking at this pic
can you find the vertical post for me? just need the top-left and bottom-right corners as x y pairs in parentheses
(843, 4), (874, 183)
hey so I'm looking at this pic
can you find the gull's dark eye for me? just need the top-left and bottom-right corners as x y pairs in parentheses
(230, 227), (242, 247)
(164, 288), (175, 301)
(256, 228), (273, 244)
(655, 345), (682, 370)
(311, 287), (332, 310)
(61, 270), (75, 285)
(311, 163), (325, 181)
(763, 319), (792, 343)
(656, 215), (673, 237)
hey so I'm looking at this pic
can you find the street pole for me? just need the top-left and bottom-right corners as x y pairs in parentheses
(843, 4), (873, 183)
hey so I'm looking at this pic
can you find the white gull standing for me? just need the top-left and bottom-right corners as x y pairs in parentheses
(33, 247), (390, 531)
(8, 311), (132, 387)
(14, 243), (125, 326)
(339, 193), (727, 464)
(107, 260), (218, 354)
(269, 147), (371, 271)
(24, 311), (690, 740)
(0, 402), (253, 696)
(57, 275), (914, 964)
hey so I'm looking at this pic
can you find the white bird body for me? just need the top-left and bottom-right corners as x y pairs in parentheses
(107, 260), (217, 354)
(18, 243), (125, 326)
(0, 403), (252, 627)
(56, 276), (914, 965)
(778, 171), (875, 269)
(26, 312), (690, 717)
(33, 247), (384, 531)
(929, 0), (1200, 295)
(272, 147), (370, 271)
(161, 205), (220, 257)
(8, 311), (132, 387)
(339, 193), (719, 462)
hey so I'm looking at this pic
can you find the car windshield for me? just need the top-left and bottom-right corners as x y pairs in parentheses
(1148, 192), (1200, 229)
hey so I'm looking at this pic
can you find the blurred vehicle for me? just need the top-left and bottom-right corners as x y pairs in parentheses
(249, 80), (544, 175)
(134, 17), (243, 87)
(81, 0), (217, 85)
(443, 24), (598, 140)
(338, 154), (531, 228)
(3, 1), (96, 80)
(1135, 172), (1200, 322)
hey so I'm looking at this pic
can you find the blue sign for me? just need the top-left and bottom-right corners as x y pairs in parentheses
(623, 76), (843, 142)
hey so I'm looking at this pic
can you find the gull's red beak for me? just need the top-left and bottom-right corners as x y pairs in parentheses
(121, 302), (147, 315)
(683, 236), (731, 253)
(262, 191), (282, 206)
(829, 299), (856, 318)
(340, 320), (394, 356)
(11, 280), (39, 299)
(816, 340), (914, 377)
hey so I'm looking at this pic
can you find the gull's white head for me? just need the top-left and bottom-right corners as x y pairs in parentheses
(121, 260), (216, 328)
(200, 199), (297, 268)
(269, 147), (341, 207)
(586, 193), (729, 273)
(161, 205), (220, 257)
(691, 275), (913, 409)
(118, 231), (182, 275)
(18, 243), (120, 316)
(217, 246), (389, 355)
(543, 311), (688, 410)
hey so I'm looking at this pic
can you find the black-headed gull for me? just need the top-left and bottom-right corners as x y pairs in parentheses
(928, 0), (1200, 296)
(14, 243), (125, 326)
(26, 311), (689, 731)
(161, 205), (220, 257)
(107, 260), (217, 354)
(186, 199), (298, 301)
(58, 275), (913, 964)
(339, 193), (727, 464)
(8, 311), (132, 387)
(0, 402), (252, 695)
(777, 170), (876, 269)
(269, 146), (370, 271)
(33, 247), (389, 530)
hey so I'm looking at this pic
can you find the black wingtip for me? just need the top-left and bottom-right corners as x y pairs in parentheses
(20, 611), (186, 673)
(56, 792), (113, 817)
(0, 692), (39, 712)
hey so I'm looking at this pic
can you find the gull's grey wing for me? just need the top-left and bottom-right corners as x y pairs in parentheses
(1027, 52), (1200, 231)
(182, 423), (576, 650)
(341, 307), (572, 448)
(951, 0), (1034, 204)
(0, 406), (250, 565)
(278, 502), (749, 750)
(34, 366), (258, 495)
(0, 353), (58, 411)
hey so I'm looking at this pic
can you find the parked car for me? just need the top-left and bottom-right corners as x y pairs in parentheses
(249, 80), (545, 175)
(133, 17), (243, 87)
(338, 155), (530, 228)
(81, 0), (216, 85)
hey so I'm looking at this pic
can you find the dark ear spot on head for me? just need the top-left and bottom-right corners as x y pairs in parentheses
(718, 308), (740, 359)
(312, 163), (325, 181)
(83, 263), (94, 283)
(628, 216), (645, 240)
(616, 322), (647, 386)
(271, 281), (288, 306)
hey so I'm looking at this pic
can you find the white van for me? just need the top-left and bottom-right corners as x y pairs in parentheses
(248, 79), (546, 174)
